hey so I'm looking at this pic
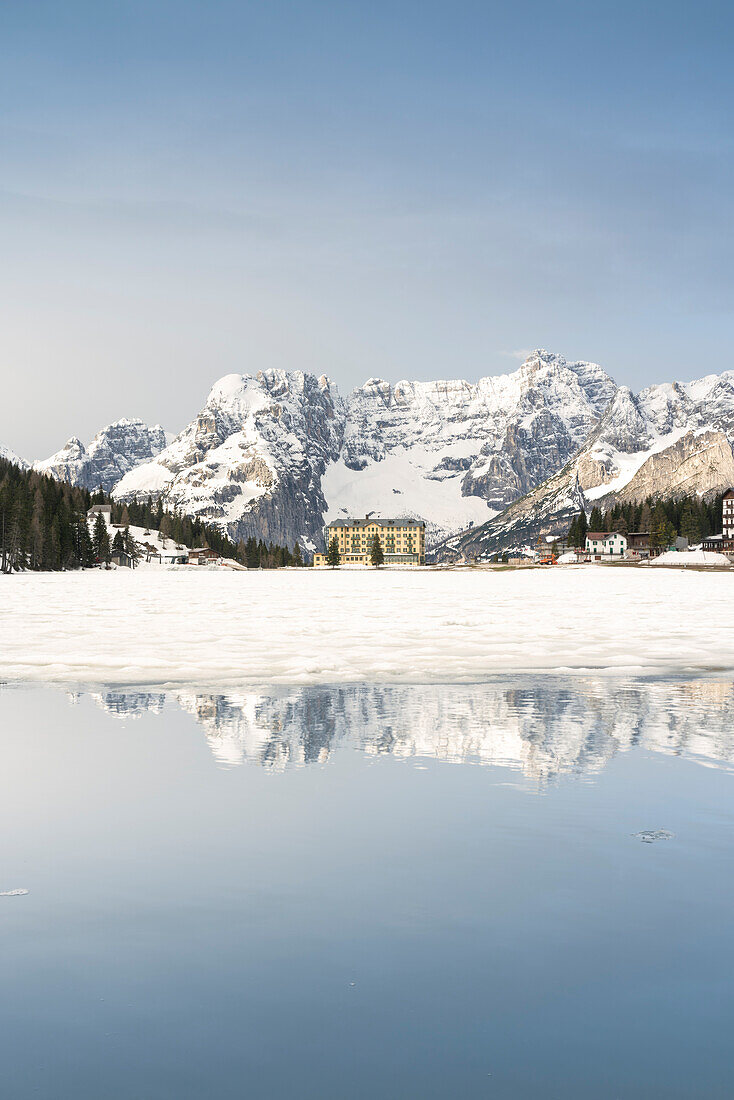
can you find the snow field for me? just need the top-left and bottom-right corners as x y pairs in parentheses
(1, 567), (733, 686)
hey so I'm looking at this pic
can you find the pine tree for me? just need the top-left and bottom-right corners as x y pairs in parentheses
(78, 519), (95, 567)
(370, 534), (384, 566)
(112, 529), (125, 554)
(639, 502), (653, 533)
(650, 503), (676, 550)
(293, 543), (303, 567)
(245, 537), (259, 569)
(680, 501), (702, 545)
(588, 506), (604, 532)
(92, 512), (107, 562)
(123, 526), (140, 565)
(326, 536), (341, 568)
(567, 509), (588, 547)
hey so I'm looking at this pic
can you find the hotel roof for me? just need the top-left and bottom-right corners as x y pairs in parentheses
(325, 517), (425, 529)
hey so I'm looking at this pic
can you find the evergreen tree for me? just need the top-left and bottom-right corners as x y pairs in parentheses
(639, 502), (653, 532)
(123, 527), (141, 565)
(293, 543), (303, 567)
(92, 512), (108, 563)
(370, 533), (384, 566)
(77, 518), (95, 568)
(680, 501), (702, 545)
(588, 506), (604, 532)
(567, 509), (588, 547)
(112, 529), (125, 554)
(326, 536), (341, 568)
(650, 503), (676, 550)
(245, 537), (259, 569)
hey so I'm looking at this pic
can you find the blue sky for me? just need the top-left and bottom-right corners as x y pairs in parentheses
(1, 0), (733, 455)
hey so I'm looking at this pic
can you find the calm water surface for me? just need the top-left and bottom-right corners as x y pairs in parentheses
(1, 678), (733, 1099)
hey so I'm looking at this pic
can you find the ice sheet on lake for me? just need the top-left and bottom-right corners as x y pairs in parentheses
(633, 830), (675, 843)
(1, 568), (733, 686)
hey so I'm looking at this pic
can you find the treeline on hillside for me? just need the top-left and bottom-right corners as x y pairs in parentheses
(106, 493), (241, 562)
(0, 461), (304, 573)
(0, 457), (96, 572)
(567, 493), (724, 549)
(108, 495), (304, 568)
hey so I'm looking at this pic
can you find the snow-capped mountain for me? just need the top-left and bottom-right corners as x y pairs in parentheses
(453, 371), (734, 556)
(0, 444), (27, 469)
(323, 351), (614, 541)
(35, 349), (734, 553)
(35, 418), (168, 493)
(114, 350), (615, 547)
(115, 371), (345, 546)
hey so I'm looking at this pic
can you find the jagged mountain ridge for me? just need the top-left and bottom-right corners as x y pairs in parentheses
(28, 350), (734, 553)
(115, 370), (346, 546)
(453, 371), (734, 557)
(0, 444), (28, 469)
(34, 418), (168, 493)
(113, 350), (615, 547)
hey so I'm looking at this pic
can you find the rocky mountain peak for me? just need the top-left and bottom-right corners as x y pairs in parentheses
(35, 418), (168, 492)
(0, 443), (28, 469)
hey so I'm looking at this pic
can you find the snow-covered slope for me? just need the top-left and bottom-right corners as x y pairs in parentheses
(35, 419), (167, 492)
(115, 371), (345, 547)
(28, 352), (734, 553)
(324, 351), (614, 541)
(115, 350), (615, 548)
(0, 444), (27, 469)
(454, 370), (734, 556)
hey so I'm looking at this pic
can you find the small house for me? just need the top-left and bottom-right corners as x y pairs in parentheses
(111, 550), (133, 568)
(585, 531), (628, 559)
(87, 504), (112, 521)
(188, 547), (219, 565)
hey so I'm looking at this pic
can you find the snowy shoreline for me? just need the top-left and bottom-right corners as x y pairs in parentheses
(1, 567), (733, 687)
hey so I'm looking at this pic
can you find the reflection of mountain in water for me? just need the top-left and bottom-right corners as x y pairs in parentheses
(77, 679), (734, 780)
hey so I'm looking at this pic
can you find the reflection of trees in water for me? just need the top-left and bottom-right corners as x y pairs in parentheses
(78, 678), (734, 781)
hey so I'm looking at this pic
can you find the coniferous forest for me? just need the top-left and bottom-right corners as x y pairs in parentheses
(566, 493), (725, 549)
(0, 456), (304, 573)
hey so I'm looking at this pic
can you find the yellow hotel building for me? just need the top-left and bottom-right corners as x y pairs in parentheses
(313, 517), (426, 566)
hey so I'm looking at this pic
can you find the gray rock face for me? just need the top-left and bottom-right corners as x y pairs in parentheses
(608, 431), (734, 505)
(115, 371), (346, 547)
(35, 419), (167, 493)
(445, 466), (588, 560)
(455, 370), (734, 556)
(36, 354), (734, 554)
(114, 350), (616, 548)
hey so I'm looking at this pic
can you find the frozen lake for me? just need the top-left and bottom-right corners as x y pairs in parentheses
(1, 677), (734, 1098)
(1, 566), (734, 684)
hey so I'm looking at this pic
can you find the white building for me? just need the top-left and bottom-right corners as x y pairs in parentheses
(87, 504), (112, 521)
(585, 531), (628, 558)
(723, 489), (734, 538)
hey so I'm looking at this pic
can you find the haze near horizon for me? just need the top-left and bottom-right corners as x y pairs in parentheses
(2, 0), (733, 457)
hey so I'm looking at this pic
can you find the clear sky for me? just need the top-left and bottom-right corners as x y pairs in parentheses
(1, 0), (733, 457)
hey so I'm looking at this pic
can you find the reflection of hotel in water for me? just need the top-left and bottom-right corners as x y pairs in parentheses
(73, 679), (734, 782)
